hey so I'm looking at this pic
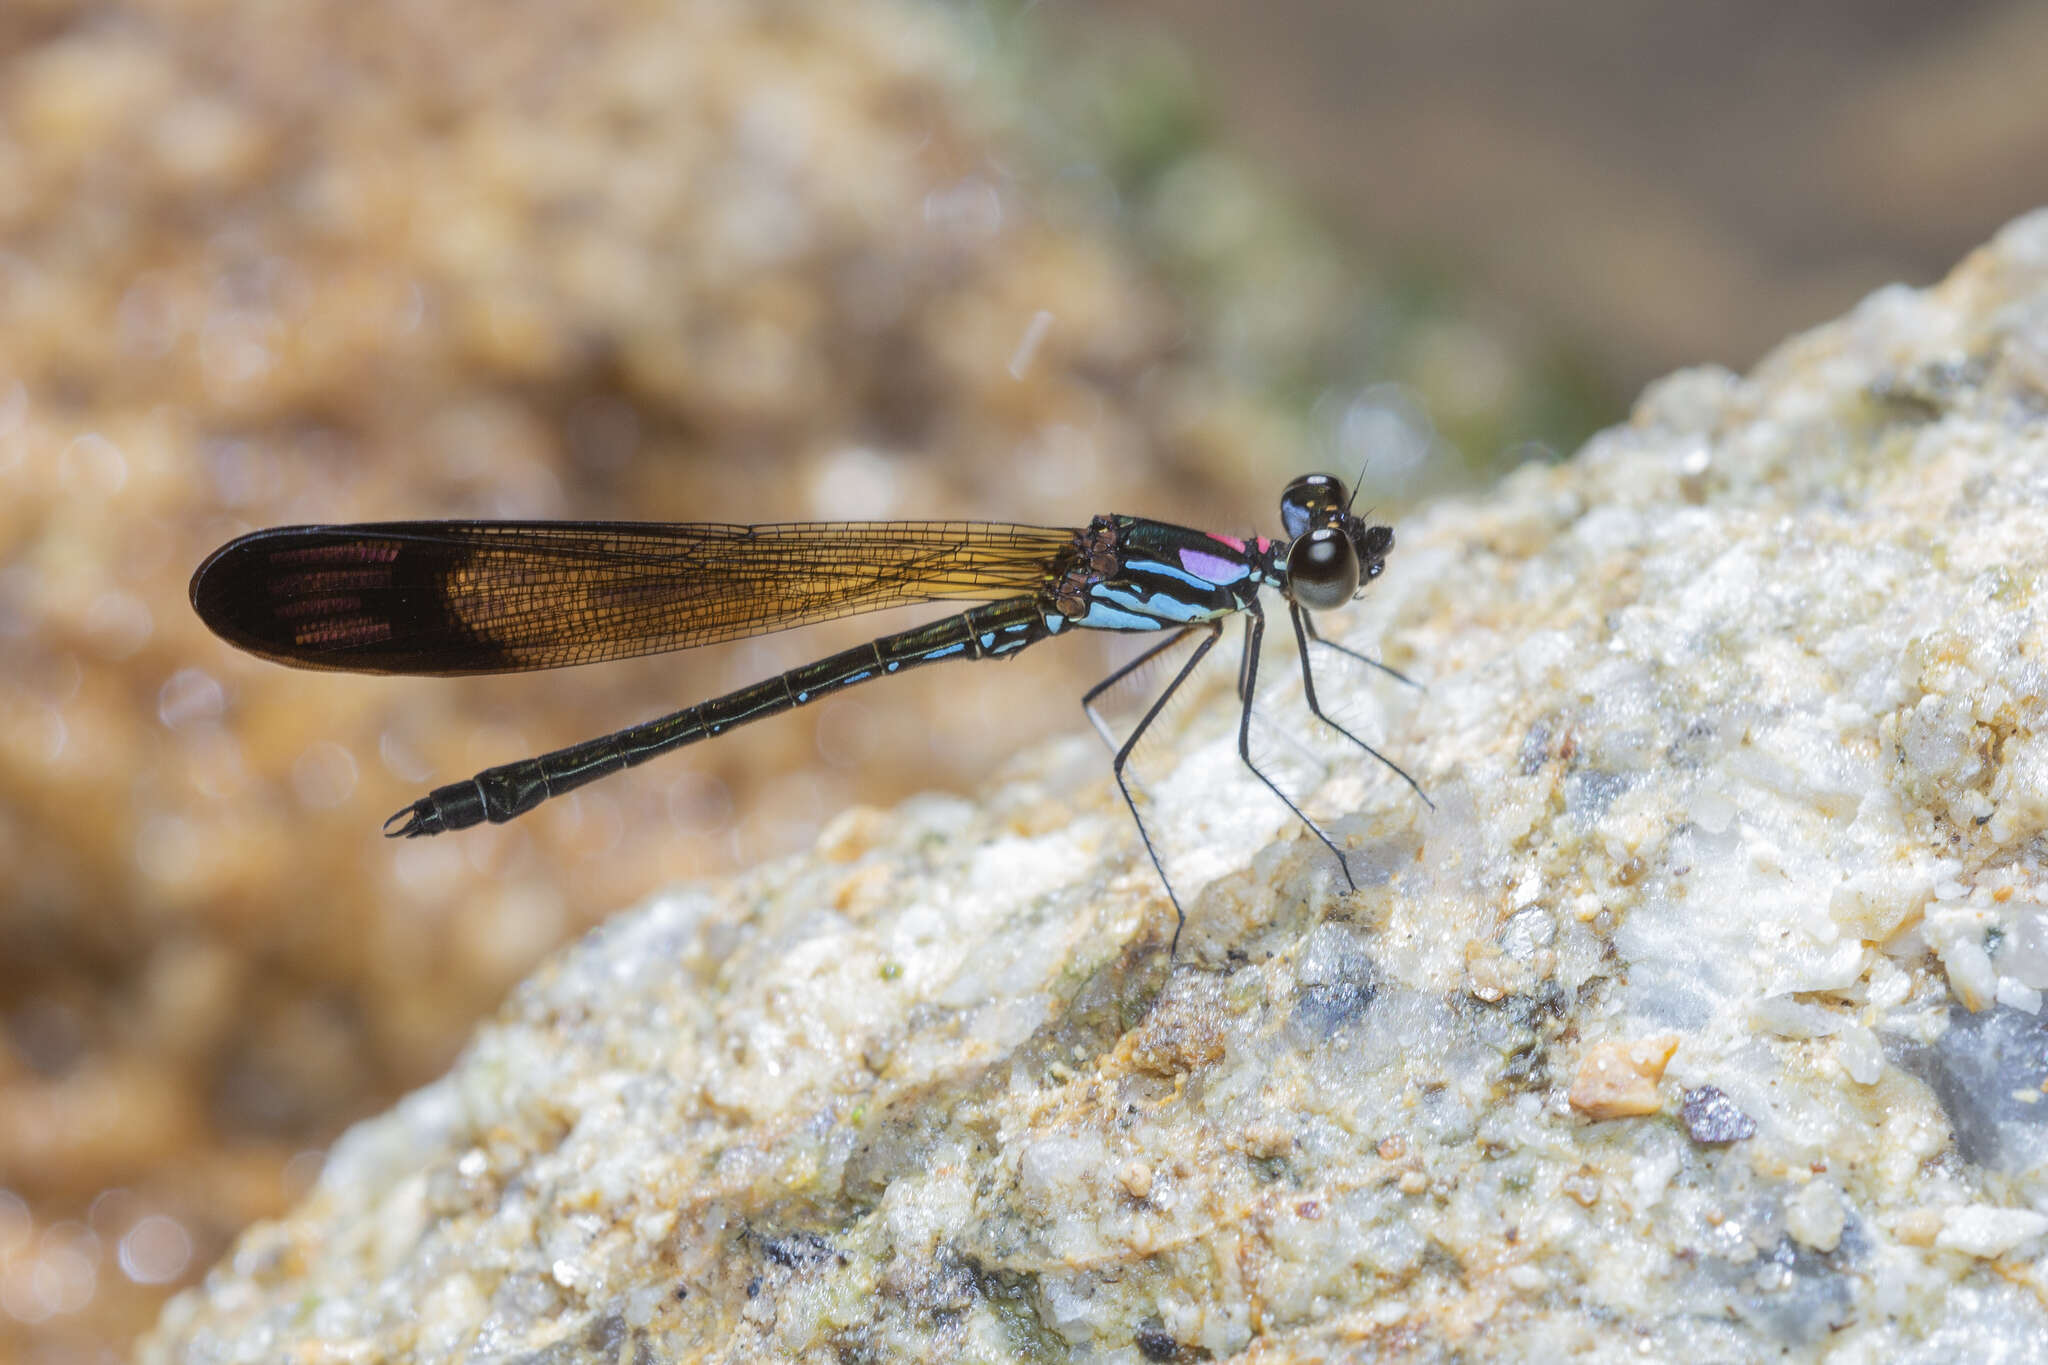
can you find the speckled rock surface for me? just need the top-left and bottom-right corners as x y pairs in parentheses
(144, 216), (2048, 1361)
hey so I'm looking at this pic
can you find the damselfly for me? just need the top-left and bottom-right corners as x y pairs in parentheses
(190, 473), (1428, 946)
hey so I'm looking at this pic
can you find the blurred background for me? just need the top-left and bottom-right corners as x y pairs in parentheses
(2, 0), (2041, 1354)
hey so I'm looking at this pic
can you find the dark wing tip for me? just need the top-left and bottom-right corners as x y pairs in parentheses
(188, 526), (337, 666)
(187, 524), (501, 674)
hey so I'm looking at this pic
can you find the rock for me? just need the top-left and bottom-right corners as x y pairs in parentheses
(1680, 1084), (1760, 1145)
(1567, 1035), (1680, 1120)
(144, 213), (2048, 1360)
(1935, 1206), (2048, 1260)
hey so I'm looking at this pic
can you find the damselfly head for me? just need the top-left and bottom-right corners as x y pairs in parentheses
(1281, 473), (1394, 607)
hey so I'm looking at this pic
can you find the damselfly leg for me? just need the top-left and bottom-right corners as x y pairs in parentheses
(1081, 625), (1199, 752)
(1287, 605), (1433, 810)
(1083, 622), (1221, 954)
(1081, 595), (1428, 951)
(1231, 598), (1367, 893)
(1299, 610), (1424, 691)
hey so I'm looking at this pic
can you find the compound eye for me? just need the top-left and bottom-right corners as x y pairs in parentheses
(1279, 473), (1347, 539)
(1286, 527), (1359, 611)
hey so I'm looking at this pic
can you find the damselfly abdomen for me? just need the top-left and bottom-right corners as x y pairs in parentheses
(190, 474), (1428, 947)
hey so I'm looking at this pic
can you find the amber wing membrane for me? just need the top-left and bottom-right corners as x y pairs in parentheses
(189, 520), (1075, 675)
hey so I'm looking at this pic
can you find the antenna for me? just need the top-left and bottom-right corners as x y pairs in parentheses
(1346, 457), (1369, 512)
